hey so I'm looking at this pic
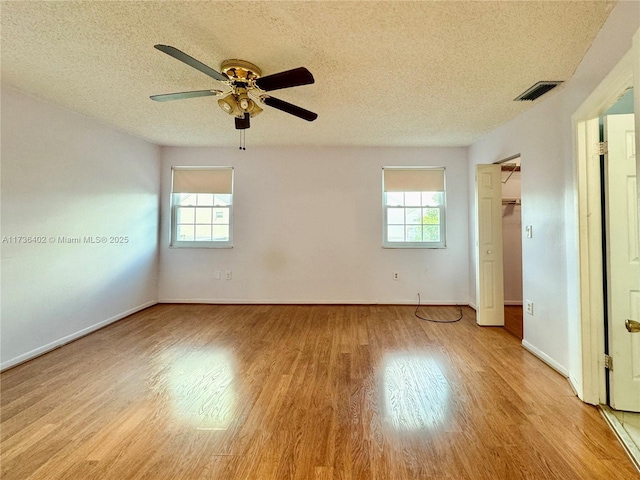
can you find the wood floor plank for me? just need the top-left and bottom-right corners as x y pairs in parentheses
(1, 304), (638, 479)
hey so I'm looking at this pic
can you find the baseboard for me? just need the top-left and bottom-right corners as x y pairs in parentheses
(158, 298), (470, 306)
(0, 300), (158, 371)
(522, 340), (569, 377)
(568, 374), (581, 398)
(159, 298), (373, 305)
(468, 302), (477, 311)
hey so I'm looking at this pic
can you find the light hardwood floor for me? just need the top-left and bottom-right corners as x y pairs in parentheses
(1, 304), (638, 479)
(504, 305), (523, 340)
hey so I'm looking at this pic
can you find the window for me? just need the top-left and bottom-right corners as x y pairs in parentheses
(382, 167), (446, 248)
(171, 167), (233, 248)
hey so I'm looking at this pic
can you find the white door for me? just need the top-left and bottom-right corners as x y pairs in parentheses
(476, 164), (505, 326)
(605, 113), (640, 412)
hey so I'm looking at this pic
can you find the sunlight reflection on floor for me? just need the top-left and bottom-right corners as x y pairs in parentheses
(381, 353), (450, 431)
(166, 348), (236, 430)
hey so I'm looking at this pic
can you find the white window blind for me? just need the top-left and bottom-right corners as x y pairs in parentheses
(172, 168), (233, 194)
(383, 167), (445, 192)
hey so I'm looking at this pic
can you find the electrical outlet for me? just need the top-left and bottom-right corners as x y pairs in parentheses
(214, 270), (221, 280)
(526, 300), (534, 315)
(393, 272), (399, 280)
(225, 271), (232, 280)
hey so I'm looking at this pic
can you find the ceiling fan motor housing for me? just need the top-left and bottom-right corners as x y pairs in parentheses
(220, 59), (262, 82)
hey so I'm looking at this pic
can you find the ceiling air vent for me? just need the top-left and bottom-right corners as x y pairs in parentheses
(514, 81), (563, 101)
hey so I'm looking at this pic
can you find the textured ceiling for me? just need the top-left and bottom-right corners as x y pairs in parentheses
(1, 1), (615, 147)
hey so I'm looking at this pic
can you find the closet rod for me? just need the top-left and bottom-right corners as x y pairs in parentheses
(502, 198), (521, 205)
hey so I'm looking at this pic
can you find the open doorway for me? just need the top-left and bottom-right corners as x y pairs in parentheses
(473, 157), (524, 334)
(574, 42), (639, 466)
(599, 88), (639, 457)
(494, 156), (523, 339)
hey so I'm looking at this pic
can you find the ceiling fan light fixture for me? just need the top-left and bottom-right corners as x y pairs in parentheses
(236, 91), (263, 117)
(239, 97), (251, 110)
(218, 94), (241, 117)
(249, 103), (263, 118)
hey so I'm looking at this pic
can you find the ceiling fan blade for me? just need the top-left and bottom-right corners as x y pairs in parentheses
(154, 45), (228, 83)
(255, 67), (314, 92)
(150, 90), (219, 102)
(263, 96), (318, 122)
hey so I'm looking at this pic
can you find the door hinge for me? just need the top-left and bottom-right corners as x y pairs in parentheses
(604, 354), (613, 370)
(598, 141), (608, 155)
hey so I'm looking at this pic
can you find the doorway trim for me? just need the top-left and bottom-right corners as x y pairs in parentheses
(573, 31), (639, 405)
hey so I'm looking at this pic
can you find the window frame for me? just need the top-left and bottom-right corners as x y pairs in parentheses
(382, 167), (447, 249)
(170, 167), (234, 249)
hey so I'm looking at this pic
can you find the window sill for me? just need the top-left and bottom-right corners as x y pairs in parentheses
(170, 244), (233, 249)
(382, 244), (446, 249)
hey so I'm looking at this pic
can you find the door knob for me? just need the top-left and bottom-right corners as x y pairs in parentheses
(625, 319), (640, 333)
(487, 250), (492, 254)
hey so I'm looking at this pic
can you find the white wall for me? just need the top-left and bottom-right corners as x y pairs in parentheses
(1, 87), (160, 369)
(467, 1), (640, 380)
(159, 147), (470, 305)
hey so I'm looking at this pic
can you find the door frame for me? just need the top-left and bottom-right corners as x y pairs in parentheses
(573, 31), (640, 405)
(473, 156), (522, 330)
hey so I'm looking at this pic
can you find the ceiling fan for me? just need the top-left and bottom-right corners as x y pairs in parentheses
(150, 45), (317, 131)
